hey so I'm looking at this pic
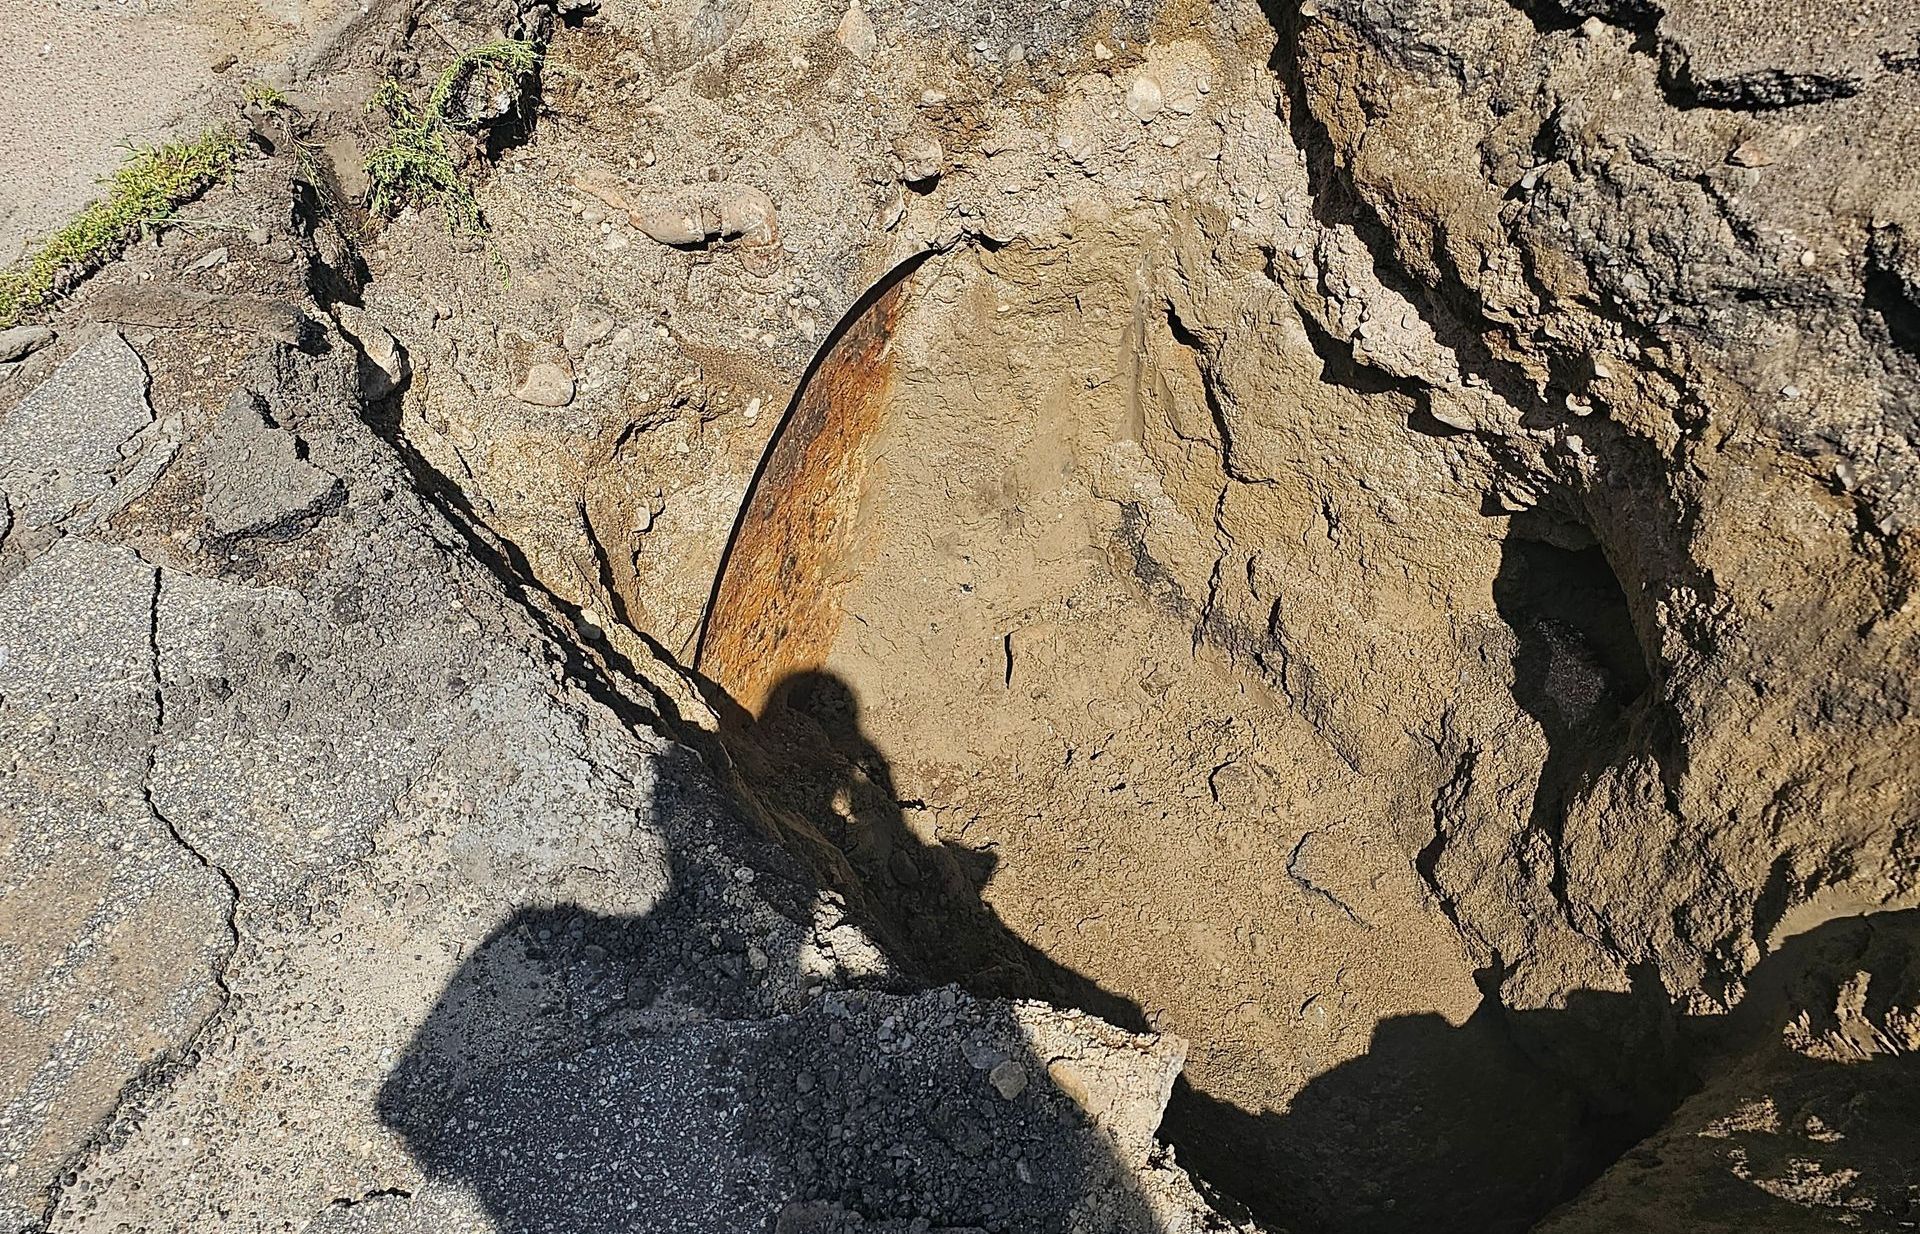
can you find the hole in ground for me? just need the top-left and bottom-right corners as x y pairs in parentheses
(1167, 525), (1677, 1234)
(1494, 526), (1653, 742)
(1494, 520), (1657, 946)
(693, 242), (1697, 1232)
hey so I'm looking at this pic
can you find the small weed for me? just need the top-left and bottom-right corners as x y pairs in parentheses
(364, 80), (482, 232)
(0, 127), (242, 328)
(244, 81), (290, 111)
(363, 38), (540, 233)
(431, 39), (541, 127)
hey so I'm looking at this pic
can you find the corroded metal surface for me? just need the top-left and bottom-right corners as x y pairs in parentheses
(697, 271), (915, 716)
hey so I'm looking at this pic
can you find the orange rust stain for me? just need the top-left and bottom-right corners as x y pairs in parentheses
(697, 279), (910, 716)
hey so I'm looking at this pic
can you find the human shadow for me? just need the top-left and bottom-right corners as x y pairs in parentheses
(374, 686), (1170, 1234)
(714, 670), (1150, 1034)
(1163, 910), (1920, 1234)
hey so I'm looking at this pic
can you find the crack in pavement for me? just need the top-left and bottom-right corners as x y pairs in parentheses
(35, 562), (246, 1234)
(142, 561), (243, 990)
(326, 1186), (416, 1210)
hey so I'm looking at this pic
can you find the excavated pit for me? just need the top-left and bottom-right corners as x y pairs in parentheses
(277, 3), (1920, 1225)
(10, 0), (1920, 1226)
(693, 239), (1697, 1233)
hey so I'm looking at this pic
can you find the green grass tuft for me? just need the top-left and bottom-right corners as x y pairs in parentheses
(0, 127), (242, 329)
(364, 80), (482, 233)
(364, 38), (540, 233)
(244, 81), (291, 111)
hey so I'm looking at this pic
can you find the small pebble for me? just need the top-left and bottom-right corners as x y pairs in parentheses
(963, 1040), (1004, 1070)
(563, 305), (616, 353)
(988, 1060), (1028, 1100)
(1126, 75), (1164, 123)
(513, 361), (575, 407)
(836, 0), (877, 59)
(894, 135), (944, 184)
